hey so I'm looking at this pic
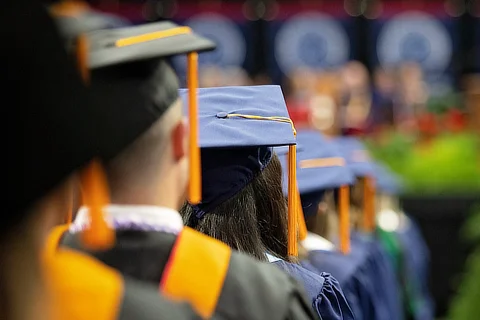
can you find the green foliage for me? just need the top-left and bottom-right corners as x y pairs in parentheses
(426, 92), (464, 114)
(402, 134), (480, 194)
(447, 205), (480, 320)
(367, 133), (480, 194)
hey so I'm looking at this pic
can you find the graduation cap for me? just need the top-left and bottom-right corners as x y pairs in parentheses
(179, 85), (300, 257)
(372, 163), (403, 195)
(332, 137), (376, 233)
(277, 130), (355, 254)
(54, 17), (215, 249)
(3, 1), (111, 232)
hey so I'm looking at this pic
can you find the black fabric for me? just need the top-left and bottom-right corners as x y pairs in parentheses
(120, 276), (202, 320)
(217, 251), (319, 320)
(2, 0), (103, 229)
(62, 230), (175, 283)
(61, 230), (317, 320)
(55, 15), (181, 162)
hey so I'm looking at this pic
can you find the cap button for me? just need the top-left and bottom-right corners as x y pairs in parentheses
(216, 112), (228, 119)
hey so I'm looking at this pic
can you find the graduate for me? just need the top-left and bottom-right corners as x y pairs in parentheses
(333, 136), (404, 320)
(179, 85), (354, 320)
(54, 19), (316, 320)
(374, 163), (435, 320)
(2, 1), (207, 319)
(276, 129), (383, 320)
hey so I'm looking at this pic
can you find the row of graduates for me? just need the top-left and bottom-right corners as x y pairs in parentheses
(4, 1), (433, 319)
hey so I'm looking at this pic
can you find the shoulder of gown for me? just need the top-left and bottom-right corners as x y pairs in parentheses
(216, 250), (319, 320)
(273, 260), (355, 320)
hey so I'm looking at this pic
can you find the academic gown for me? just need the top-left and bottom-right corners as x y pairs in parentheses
(301, 240), (382, 320)
(395, 216), (435, 320)
(58, 229), (317, 320)
(47, 247), (203, 320)
(269, 257), (356, 320)
(351, 231), (404, 320)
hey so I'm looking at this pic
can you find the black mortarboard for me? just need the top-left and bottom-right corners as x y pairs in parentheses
(54, 18), (215, 248)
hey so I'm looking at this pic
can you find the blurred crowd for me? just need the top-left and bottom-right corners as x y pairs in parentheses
(196, 61), (480, 138)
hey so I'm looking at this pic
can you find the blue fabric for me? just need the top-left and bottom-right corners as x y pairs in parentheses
(179, 85), (296, 148)
(351, 231), (404, 320)
(302, 242), (381, 320)
(190, 147), (272, 217)
(277, 130), (356, 195)
(300, 190), (326, 217)
(372, 162), (404, 195)
(179, 85), (296, 215)
(332, 137), (375, 178)
(395, 216), (435, 320)
(272, 260), (356, 320)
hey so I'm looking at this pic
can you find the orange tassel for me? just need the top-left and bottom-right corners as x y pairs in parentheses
(76, 34), (89, 83)
(79, 160), (114, 250)
(339, 185), (351, 254)
(287, 145), (298, 257)
(187, 52), (201, 205)
(363, 177), (376, 232)
(296, 186), (308, 242)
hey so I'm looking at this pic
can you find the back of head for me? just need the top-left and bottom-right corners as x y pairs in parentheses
(181, 149), (268, 261)
(96, 59), (185, 207)
(253, 154), (290, 261)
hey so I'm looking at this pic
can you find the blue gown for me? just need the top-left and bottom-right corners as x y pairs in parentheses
(395, 216), (435, 320)
(301, 240), (382, 320)
(268, 255), (355, 320)
(351, 231), (404, 320)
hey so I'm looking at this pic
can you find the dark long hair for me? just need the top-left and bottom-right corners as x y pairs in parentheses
(253, 154), (290, 261)
(180, 154), (291, 262)
(181, 179), (268, 261)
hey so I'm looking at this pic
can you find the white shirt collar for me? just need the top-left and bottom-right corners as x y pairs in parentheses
(301, 232), (335, 252)
(70, 204), (184, 235)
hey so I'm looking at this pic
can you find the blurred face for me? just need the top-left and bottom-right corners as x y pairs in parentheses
(308, 95), (336, 133)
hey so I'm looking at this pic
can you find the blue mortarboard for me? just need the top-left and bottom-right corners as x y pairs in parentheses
(332, 137), (375, 178)
(372, 163), (404, 195)
(277, 130), (353, 254)
(278, 130), (355, 196)
(333, 137), (377, 232)
(179, 85), (300, 256)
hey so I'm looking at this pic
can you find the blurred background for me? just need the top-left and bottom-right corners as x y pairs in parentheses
(74, 0), (478, 318)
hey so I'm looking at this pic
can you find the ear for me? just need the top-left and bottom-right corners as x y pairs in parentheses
(172, 118), (187, 161)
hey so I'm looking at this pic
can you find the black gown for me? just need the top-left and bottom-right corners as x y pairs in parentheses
(59, 228), (318, 320)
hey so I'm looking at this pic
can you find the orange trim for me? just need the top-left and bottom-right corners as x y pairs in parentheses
(43, 224), (70, 259)
(297, 187), (308, 242)
(187, 52), (202, 204)
(299, 157), (345, 169)
(160, 228), (231, 319)
(115, 26), (192, 47)
(363, 176), (376, 232)
(287, 145), (298, 257)
(45, 248), (123, 320)
(339, 185), (351, 255)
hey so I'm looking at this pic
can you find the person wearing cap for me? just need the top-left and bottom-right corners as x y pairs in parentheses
(50, 18), (317, 320)
(179, 86), (355, 320)
(280, 130), (386, 320)
(2, 1), (213, 319)
(332, 136), (404, 320)
(374, 163), (434, 320)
